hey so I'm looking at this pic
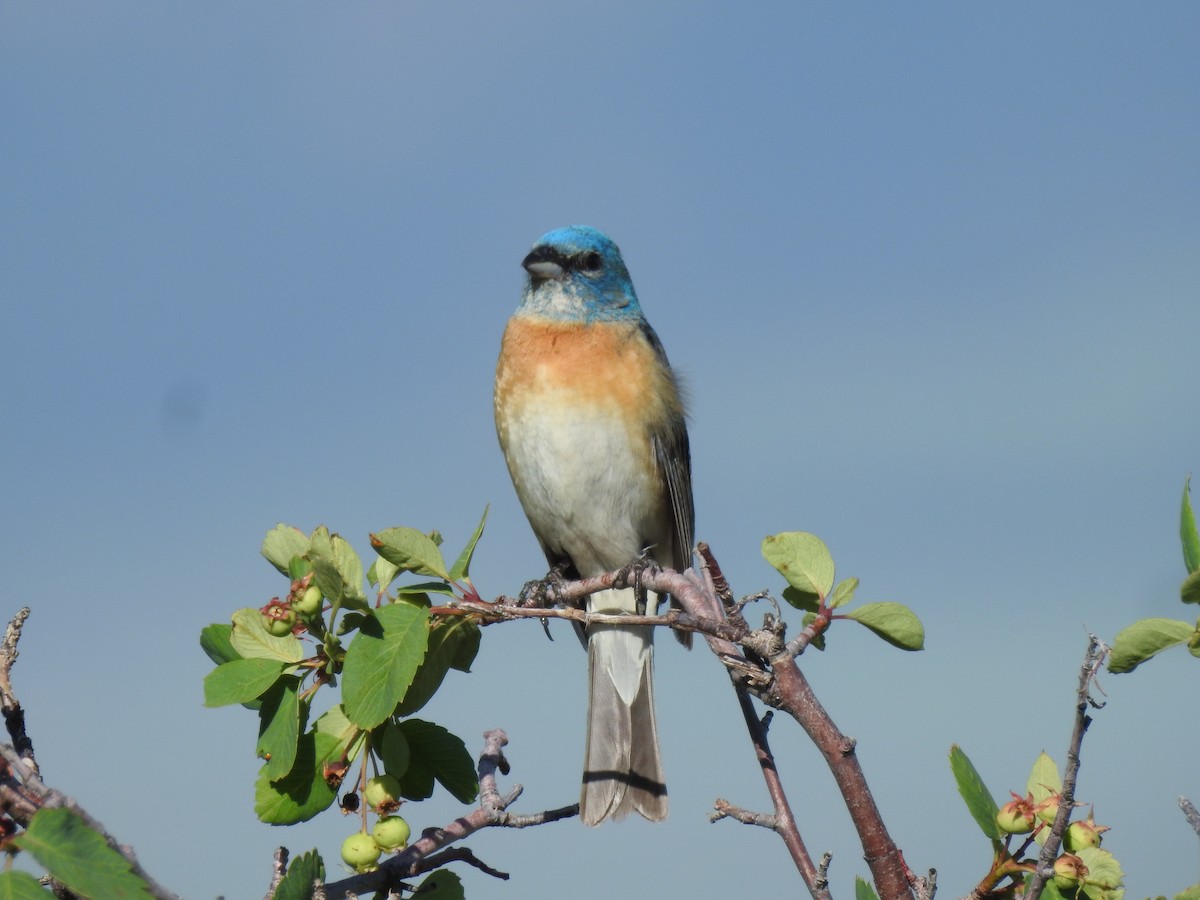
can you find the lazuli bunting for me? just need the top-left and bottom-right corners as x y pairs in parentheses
(494, 225), (694, 825)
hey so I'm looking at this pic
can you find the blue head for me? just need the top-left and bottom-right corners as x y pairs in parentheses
(518, 226), (644, 322)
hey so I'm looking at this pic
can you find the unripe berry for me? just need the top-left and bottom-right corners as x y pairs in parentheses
(341, 832), (381, 872)
(1034, 793), (1061, 825)
(363, 774), (403, 812)
(1052, 853), (1088, 891)
(293, 584), (323, 617)
(995, 795), (1036, 834)
(372, 815), (411, 851)
(261, 604), (297, 637)
(1063, 816), (1107, 851)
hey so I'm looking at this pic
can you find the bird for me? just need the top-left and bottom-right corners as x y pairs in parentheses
(494, 225), (694, 825)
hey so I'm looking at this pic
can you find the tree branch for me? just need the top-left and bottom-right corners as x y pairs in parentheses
(0, 609), (182, 900)
(316, 729), (576, 897)
(1180, 796), (1200, 840)
(1023, 635), (1107, 900)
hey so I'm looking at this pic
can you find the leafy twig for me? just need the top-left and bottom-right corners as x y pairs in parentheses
(317, 729), (575, 897)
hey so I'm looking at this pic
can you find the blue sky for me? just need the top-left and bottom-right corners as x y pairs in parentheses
(2, 3), (1198, 897)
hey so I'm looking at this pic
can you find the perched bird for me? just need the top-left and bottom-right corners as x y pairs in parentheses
(494, 225), (694, 825)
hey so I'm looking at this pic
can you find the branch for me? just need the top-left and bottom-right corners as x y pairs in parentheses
(317, 729), (576, 897)
(767, 651), (916, 900)
(0, 607), (38, 777)
(1180, 797), (1200, 839)
(461, 553), (917, 900)
(1023, 635), (1107, 900)
(0, 609), (182, 900)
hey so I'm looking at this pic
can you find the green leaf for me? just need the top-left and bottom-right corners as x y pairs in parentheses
(257, 676), (304, 782)
(287, 555), (313, 581)
(844, 602), (925, 650)
(313, 703), (364, 754)
(378, 721), (411, 778)
(414, 870), (465, 900)
(254, 732), (338, 825)
(319, 532), (364, 602)
(368, 556), (400, 590)
(398, 719), (478, 803)
(782, 586), (819, 612)
(12, 808), (153, 899)
(395, 581), (457, 599)
(762, 532), (834, 597)
(1182, 569), (1200, 605)
(204, 657), (286, 707)
(1026, 751), (1062, 806)
(1108, 617), (1194, 673)
(230, 608), (304, 663)
(830, 577), (859, 610)
(1078, 847), (1124, 900)
(263, 524), (311, 575)
(448, 506), (489, 583)
(855, 876), (880, 900)
(398, 617), (479, 716)
(448, 620), (481, 672)
(200, 622), (240, 666)
(0, 870), (56, 899)
(372, 527), (451, 580)
(273, 849), (325, 900)
(1183, 476), (1200, 575)
(342, 603), (430, 730)
(948, 744), (1001, 840)
(305, 527), (366, 611)
(1029, 875), (1066, 900)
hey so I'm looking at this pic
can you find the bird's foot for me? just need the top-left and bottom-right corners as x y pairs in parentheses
(620, 554), (663, 615)
(515, 564), (568, 611)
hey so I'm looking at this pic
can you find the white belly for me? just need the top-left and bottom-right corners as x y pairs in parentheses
(502, 399), (660, 578)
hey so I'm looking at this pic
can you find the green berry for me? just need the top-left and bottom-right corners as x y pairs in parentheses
(1035, 794), (1060, 825)
(341, 832), (381, 872)
(293, 584), (323, 617)
(995, 797), (1035, 834)
(372, 815), (411, 851)
(261, 607), (297, 637)
(1064, 818), (1105, 851)
(1052, 853), (1087, 892)
(363, 774), (402, 812)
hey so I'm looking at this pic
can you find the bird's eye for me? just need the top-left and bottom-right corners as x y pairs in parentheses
(581, 251), (603, 273)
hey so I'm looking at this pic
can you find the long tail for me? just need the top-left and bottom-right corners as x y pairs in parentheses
(580, 587), (667, 825)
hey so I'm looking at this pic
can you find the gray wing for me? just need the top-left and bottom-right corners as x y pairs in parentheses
(641, 320), (695, 647)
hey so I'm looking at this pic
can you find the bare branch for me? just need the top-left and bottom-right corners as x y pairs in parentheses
(262, 846), (289, 900)
(0, 607), (38, 777)
(0, 609), (182, 900)
(1023, 635), (1107, 900)
(1180, 796), (1200, 839)
(711, 798), (777, 829)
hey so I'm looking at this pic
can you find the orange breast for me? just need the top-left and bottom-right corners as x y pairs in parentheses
(494, 316), (682, 428)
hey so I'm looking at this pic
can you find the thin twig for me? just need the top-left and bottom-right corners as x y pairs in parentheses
(1180, 797), (1200, 839)
(0, 610), (181, 900)
(711, 798), (777, 829)
(262, 847), (289, 900)
(0, 608), (38, 777)
(1023, 635), (1107, 900)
